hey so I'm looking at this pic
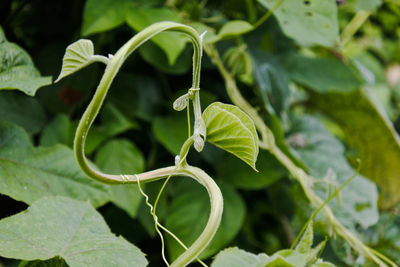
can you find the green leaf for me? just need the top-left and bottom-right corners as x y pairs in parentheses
(39, 114), (71, 147)
(0, 91), (46, 134)
(309, 87), (400, 209)
(126, 8), (187, 65)
(218, 150), (285, 190)
(82, 0), (130, 36)
(257, 0), (339, 47)
(288, 115), (379, 229)
(0, 196), (147, 267)
(211, 247), (270, 267)
(152, 115), (187, 155)
(95, 139), (145, 218)
(203, 102), (259, 170)
(166, 182), (246, 260)
(217, 20), (253, 40)
(284, 54), (362, 93)
(296, 222), (313, 254)
(189, 22), (218, 44)
(55, 39), (97, 82)
(0, 121), (109, 207)
(267, 250), (306, 267)
(0, 35), (51, 95)
(354, 0), (382, 12)
(19, 257), (68, 267)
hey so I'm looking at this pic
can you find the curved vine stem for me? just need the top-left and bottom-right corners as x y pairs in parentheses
(204, 43), (391, 266)
(73, 22), (222, 267)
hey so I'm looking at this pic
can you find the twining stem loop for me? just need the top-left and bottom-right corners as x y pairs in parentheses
(71, 22), (223, 267)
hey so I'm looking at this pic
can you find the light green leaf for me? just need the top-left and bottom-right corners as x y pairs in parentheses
(355, 0), (382, 11)
(203, 102), (259, 170)
(95, 139), (145, 218)
(189, 22), (218, 44)
(257, 0), (339, 47)
(56, 39), (98, 82)
(166, 182), (246, 259)
(0, 196), (147, 267)
(0, 121), (109, 207)
(284, 54), (362, 93)
(152, 115), (187, 155)
(309, 87), (400, 209)
(126, 8), (187, 65)
(218, 20), (253, 39)
(0, 91), (46, 134)
(82, 0), (130, 36)
(296, 222), (313, 254)
(267, 250), (306, 267)
(211, 247), (270, 267)
(289, 115), (379, 229)
(0, 36), (51, 95)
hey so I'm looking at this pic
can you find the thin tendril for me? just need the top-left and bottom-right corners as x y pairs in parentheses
(134, 174), (169, 266)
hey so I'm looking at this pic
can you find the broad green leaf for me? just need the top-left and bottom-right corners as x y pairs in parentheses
(211, 247), (270, 267)
(39, 114), (71, 147)
(218, 150), (285, 189)
(0, 34), (51, 96)
(203, 102), (259, 170)
(266, 250), (306, 267)
(82, 0), (130, 36)
(138, 41), (192, 75)
(166, 182), (246, 260)
(55, 39), (98, 82)
(95, 139), (145, 218)
(309, 88), (400, 209)
(126, 8), (187, 65)
(288, 115), (379, 229)
(0, 91), (46, 134)
(257, 0), (339, 47)
(284, 54), (362, 93)
(0, 196), (147, 267)
(152, 115), (187, 155)
(19, 257), (68, 267)
(0, 121), (109, 207)
(217, 20), (253, 40)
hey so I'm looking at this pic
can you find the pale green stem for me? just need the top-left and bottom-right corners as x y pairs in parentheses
(73, 22), (222, 267)
(341, 10), (371, 47)
(204, 43), (390, 266)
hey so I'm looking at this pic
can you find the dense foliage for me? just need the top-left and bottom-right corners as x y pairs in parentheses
(1, 0), (400, 266)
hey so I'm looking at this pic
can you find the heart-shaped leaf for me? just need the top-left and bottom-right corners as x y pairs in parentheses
(203, 102), (258, 170)
(56, 39), (97, 82)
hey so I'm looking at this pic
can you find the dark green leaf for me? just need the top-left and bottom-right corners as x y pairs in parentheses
(0, 91), (46, 134)
(95, 139), (145, 218)
(152, 115), (187, 155)
(19, 257), (68, 267)
(40, 114), (71, 147)
(126, 8), (186, 65)
(284, 54), (362, 93)
(0, 196), (147, 267)
(218, 150), (285, 190)
(82, 0), (130, 36)
(166, 183), (246, 259)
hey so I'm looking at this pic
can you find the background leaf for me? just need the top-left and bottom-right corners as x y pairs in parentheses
(0, 33), (51, 95)
(0, 196), (147, 267)
(166, 182), (246, 260)
(0, 121), (109, 207)
(257, 0), (339, 47)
